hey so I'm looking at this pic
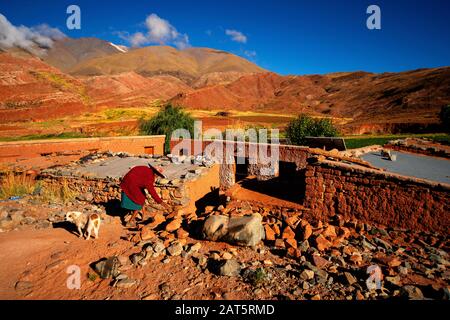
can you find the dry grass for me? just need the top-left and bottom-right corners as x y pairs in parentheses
(0, 173), (78, 203)
(38, 179), (78, 204)
(0, 173), (36, 200)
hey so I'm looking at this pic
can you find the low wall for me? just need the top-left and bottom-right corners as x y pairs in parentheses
(0, 135), (166, 161)
(38, 164), (220, 214)
(303, 160), (450, 234)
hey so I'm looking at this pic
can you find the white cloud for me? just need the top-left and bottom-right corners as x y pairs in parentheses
(225, 29), (247, 43)
(123, 13), (190, 49)
(244, 50), (257, 58)
(0, 14), (66, 53)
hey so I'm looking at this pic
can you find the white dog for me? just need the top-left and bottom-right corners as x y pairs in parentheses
(65, 211), (101, 240)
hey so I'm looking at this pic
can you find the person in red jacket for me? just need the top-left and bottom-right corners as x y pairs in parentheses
(120, 164), (171, 227)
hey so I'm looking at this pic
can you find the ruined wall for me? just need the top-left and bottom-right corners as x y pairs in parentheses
(303, 160), (450, 234)
(170, 139), (311, 188)
(0, 136), (166, 161)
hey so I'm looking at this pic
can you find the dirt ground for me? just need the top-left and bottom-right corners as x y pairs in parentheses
(0, 187), (448, 301)
(0, 202), (287, 300)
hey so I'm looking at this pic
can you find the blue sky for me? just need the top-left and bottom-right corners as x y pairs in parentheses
(0, 0), (449, 75)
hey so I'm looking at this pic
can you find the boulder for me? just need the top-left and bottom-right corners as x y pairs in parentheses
(202, 215), (229, 241)
(225, 213), (265, 247)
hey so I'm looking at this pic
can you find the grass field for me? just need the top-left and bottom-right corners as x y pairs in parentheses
(344, 133), (450, 149)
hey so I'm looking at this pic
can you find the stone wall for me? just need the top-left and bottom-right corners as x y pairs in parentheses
(303, 160), (450, 234)
(38, 164), (220, 214)
(0, 135), (166, 161)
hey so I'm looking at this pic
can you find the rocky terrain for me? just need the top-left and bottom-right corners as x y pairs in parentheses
(0, 189), (448, 300)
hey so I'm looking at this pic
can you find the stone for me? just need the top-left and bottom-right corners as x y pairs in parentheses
(148, 213), (165, 229)
(400, 286), (424, 300)
(344, 272), (357, 286)
(263, 260), (273, 266)
(282, 226), (295, 239)
(387, 257), (402, 268)
(349, 253), (363, 265)
(10, 211), (24, 224)
(287, 247), (301, 258)
(374, 237), (392, 250)
(210, 252), (221, 260)
(264, 225), (276, 241)
(301, 222), (313, 240)
(188, 243), (202, 254)
(300, 269), (315, 281)
(152, 241), (166, 253)
(385, 275), (401, 287)
(219, 259), (241, 277)
(76, 192), (94, 202)
(222, 252), (233, 260)
(116, 278), (137, 288)
(225, 213), (265, 247)
(315, 234), (332, 251)
(274, 239), (285, 249)
(312, 255), (329, 269)
(176, 228), (189, 239)
(356, 290), (365, 300)
(94, 256), (121, 279)
(284, 238), (297, 249)
(322, 225), (337, 239)
(202, 215), (229, 241)
(167, 242), (183, 256)
(130, 252), (146, 266)
(165, 218), (182, 232)
(140, 227), (156, 241)
(298, 240), (310, 253)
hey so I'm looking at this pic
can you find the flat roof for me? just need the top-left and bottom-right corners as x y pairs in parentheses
(361, 151), (450, 185)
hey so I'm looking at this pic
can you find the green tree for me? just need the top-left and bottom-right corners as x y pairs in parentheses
(286, 114), (338, 146)
(139, 104), (195, 153)
(439, 105), (450, 132)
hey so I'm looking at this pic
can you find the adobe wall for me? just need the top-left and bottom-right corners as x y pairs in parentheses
(303, 160), (450, 234)
(170, 139), (311, 187)
(0, 136), (166, 161)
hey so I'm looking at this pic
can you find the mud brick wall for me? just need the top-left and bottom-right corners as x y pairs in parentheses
(171, 139), (311, 188)
(303, 160), (450, 234)
(0, 135), (166, 161)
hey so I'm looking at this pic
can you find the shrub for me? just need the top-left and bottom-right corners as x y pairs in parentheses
(139, 104), (195, 153)
(286, 114), (338, 146)
(439, 105), (450, 132)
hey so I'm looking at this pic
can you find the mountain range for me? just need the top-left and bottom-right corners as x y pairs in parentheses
(0, 37), (449, 133)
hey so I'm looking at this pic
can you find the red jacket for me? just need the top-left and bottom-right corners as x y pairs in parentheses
(120, 166), (163, 206)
